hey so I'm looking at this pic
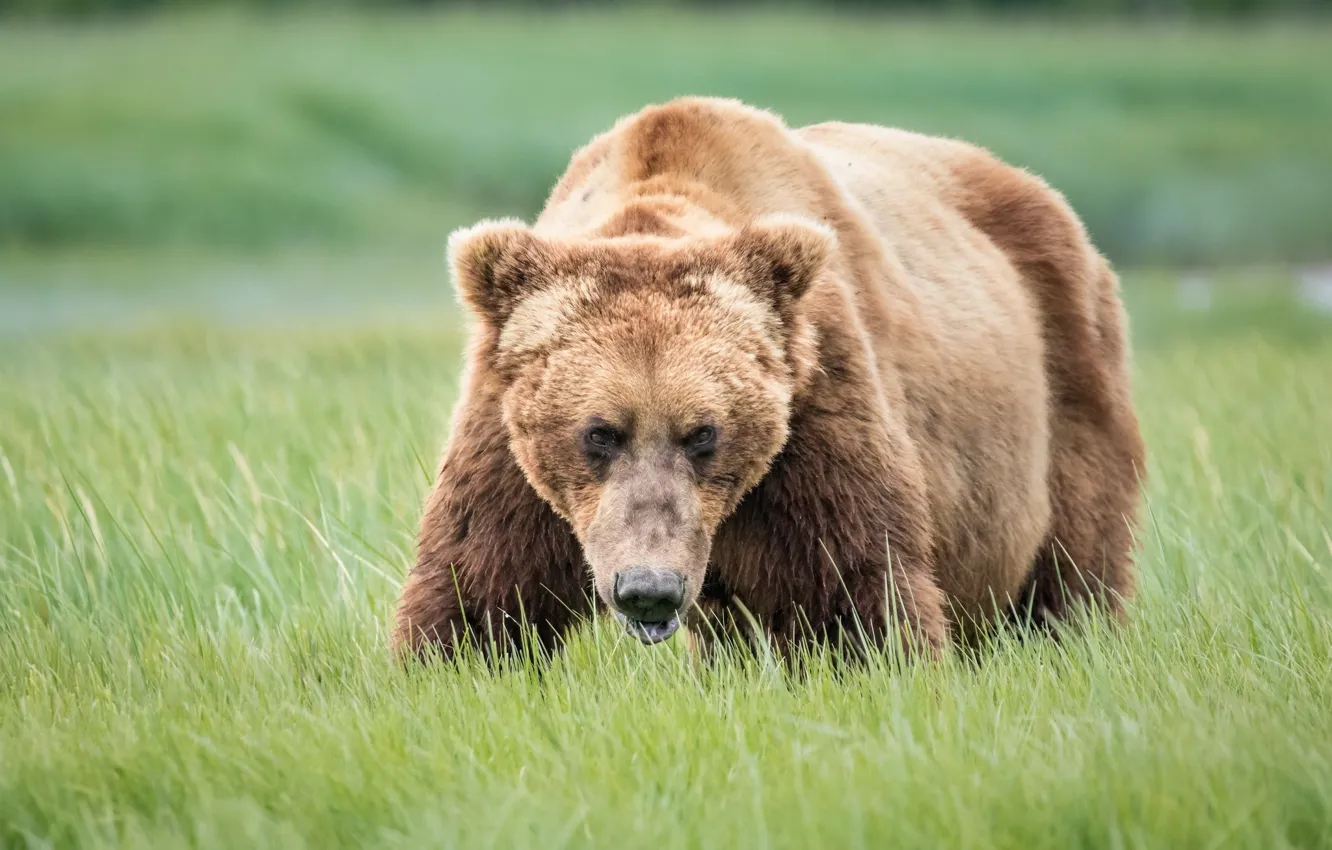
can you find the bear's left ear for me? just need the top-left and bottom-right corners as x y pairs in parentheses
(726, 215), (835, 309)
(447, 218), (551, 324)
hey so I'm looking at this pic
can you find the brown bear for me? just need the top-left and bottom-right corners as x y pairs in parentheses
(394, 97), (1144, 660)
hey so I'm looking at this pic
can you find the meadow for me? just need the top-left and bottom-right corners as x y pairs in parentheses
(1, 272), (1330, 848)
(2, 7), (1331, 849)
(1, 9), (1331, 265)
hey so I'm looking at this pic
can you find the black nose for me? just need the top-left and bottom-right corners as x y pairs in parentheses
(612, 568), (685, 622)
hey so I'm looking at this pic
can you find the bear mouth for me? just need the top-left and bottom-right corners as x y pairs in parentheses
(614, 611), (680, 645)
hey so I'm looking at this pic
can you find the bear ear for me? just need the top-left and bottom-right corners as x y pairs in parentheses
(447, 218), (549, 324)
(726, 215), (835, 308)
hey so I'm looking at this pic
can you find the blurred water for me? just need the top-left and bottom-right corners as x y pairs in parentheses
(1177, 273), (1214, 312)
(1299, 266), (1332, 314)
(0, 269), (455, 335)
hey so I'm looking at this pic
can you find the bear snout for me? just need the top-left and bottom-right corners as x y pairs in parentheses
(612, 567), (685, 623)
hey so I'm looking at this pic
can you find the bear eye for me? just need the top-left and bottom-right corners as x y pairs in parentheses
(684, 425), (717, 457)
(583, 426), (620, 453)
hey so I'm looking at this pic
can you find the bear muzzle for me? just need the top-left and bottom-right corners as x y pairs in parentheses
(612, 567), (685, 644)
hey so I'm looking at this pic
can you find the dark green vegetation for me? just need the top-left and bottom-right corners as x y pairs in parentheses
(1, 10), (1330, 264)
(6, 0), (1329, 21)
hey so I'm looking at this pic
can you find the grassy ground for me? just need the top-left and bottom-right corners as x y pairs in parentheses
(3, 7), (1331, 847)
(1, 273), (1330, 848)
(1, 9), (1331, 265)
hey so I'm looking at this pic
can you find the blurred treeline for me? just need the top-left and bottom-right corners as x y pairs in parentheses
(3, 0), (1329, 18)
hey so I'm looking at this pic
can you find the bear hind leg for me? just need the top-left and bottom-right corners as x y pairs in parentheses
(1014, 265), (1145, 631)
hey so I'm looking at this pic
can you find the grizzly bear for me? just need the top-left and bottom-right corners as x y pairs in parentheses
(394, 97), (1144, 660)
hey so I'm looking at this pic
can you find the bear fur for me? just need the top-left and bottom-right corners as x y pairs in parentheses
(393, 97), (1144, 660)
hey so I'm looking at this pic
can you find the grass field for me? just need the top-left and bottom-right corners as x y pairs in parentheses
(1, 273), (1330, 848)
(1, 9), (1331, 265)
(3, 6), (1332, 848)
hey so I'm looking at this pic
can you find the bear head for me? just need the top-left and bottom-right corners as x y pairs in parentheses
(448, 215), (832, 644)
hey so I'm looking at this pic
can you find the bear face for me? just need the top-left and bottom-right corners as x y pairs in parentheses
(448, 216), (831, 643)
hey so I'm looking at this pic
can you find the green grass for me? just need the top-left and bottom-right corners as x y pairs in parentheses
(2, 8), (1331, 843)
(2, 8), (1331, 265)
(1, 274), (1330, 848)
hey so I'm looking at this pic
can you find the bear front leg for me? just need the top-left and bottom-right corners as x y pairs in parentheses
(393, 380), (590, 662)
(711, 401), (950, 660)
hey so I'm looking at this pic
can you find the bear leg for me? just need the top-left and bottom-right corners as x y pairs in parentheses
(710, 399), (951, 660)
(393, 387), (591, 663)
(1015, 264), (1145, 630)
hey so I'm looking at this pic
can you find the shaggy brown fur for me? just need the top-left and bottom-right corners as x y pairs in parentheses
(393, 97), (1144, 660)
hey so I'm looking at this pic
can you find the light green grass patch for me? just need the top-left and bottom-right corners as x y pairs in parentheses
(1, 275), (1330, 847)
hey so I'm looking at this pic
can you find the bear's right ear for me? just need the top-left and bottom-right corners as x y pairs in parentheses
(447, 218), (549, 324)
(725, 214), (835, 311)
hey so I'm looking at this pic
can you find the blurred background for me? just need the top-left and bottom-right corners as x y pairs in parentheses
(2, 0), (1330, 336)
